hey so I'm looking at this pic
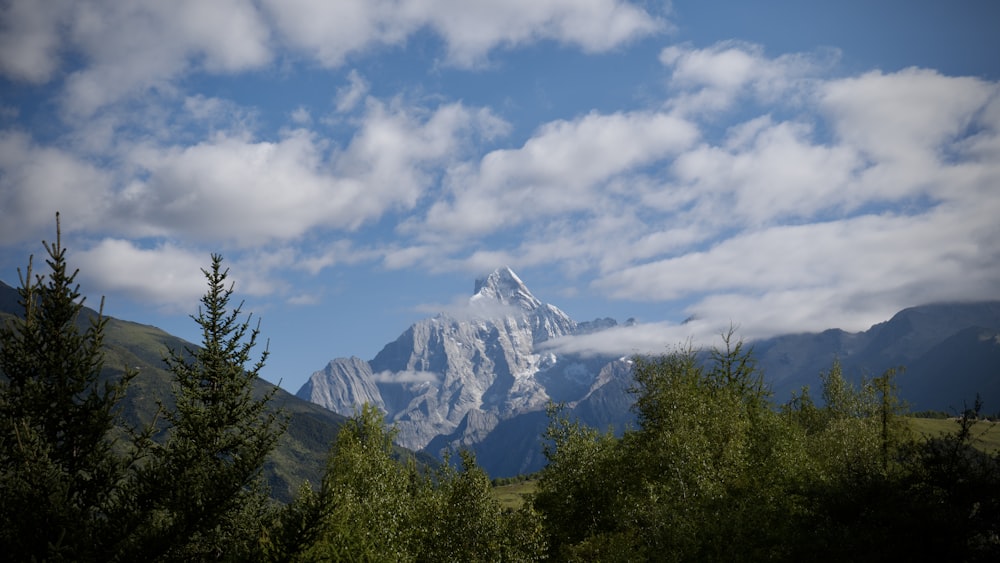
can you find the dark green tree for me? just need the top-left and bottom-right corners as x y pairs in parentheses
(0, 215), (146, 561)
(139, 253), (284, 561)
(532, 402), (633, 560)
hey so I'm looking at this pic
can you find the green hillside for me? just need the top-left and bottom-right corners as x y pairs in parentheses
(907, 417), (1000, 453)
(0, 282), (348, 502)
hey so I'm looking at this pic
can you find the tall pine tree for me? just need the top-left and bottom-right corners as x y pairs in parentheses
(0, 214), (145, 561)
(141, 253), (285, 561)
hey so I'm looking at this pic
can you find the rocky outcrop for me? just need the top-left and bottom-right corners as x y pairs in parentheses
(297, 271), (1000, 476)
(296, 267), (624, 460)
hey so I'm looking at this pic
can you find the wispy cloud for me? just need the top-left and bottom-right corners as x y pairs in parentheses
(372, 370), (440, 384)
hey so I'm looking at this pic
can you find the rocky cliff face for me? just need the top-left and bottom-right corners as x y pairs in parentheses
(296, 267), (626, 462)
(298, 266), (1000, 476)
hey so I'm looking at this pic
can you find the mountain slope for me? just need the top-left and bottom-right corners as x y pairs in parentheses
(300, 267), (1000, 477)
(0, 279), (348, 503)
(298, 267), (633, 476)
(757, 302), (1000, 408)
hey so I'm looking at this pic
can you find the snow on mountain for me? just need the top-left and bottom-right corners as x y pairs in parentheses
(296, 266), (624, 462)
(296, 271), (1000, 477)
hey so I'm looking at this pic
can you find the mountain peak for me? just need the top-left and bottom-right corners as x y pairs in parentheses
(472, 266), (540, 310)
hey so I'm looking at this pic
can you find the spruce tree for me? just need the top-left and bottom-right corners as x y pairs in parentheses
(0, 214), (143, 561)
(143, 253), (284, 561)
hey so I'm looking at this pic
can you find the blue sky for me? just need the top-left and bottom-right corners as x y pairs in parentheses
(2, 0), (999, 393)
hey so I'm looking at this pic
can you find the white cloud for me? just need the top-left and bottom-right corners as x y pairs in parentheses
(372, 369), (440, 383)
(75, 239), (208, 310)
(263, 0), (663, 68)
(412, 293), (527, 322)
(0, 0), (272, 115)
(335, 70), (370, 113)
(539, 320), (722, 357)
(123, 129), (339, 244)
(671, 118), (862, 225)
(821, 68), (995, 164)
(0, 130), (113, 243)
(290, 107), (312, 125)
(3, 17), (998, 357)
(0, 0), (72, 83)
(2, 0), (659, 116)
(421, 110), (698, 236)
(414, 0), (664, 67)
(660, 41), (833, 115)
(336, 100), (509, 223)
(596, 199), (1000, 332)
(107, 98), (506, 246)
(394, 56), (1000, 351)
(64, 0), (271, 116)
(74, 239), (301, 312)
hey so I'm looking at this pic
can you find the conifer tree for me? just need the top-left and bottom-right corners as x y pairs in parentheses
(143, 253), (284, 561)
(0, 214), (143, 561)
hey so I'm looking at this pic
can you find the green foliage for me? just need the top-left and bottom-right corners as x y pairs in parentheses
(0, 215), (150, 562)
(267, 404), (546, 562)
(532, 333), (1000, 562)
(619, 339), (809, 561)
(5, 223), (997, 561)
(140, 254), (286, 561)
(532, 402), (628, 557)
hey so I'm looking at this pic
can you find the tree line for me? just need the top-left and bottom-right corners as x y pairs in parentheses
(533, 335), (1000, 561)
(2, 219), (999, 561)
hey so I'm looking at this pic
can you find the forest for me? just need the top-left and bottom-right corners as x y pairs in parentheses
(2, 223), (999, 562)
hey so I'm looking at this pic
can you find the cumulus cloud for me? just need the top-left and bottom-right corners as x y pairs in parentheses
(111, 98), (505, 246)
(415, 0), (664, 66)
(122, 129), (343, 244)
(73, 238), (301, 312)
(0, 131), (113, 243)
(74, 239), (209, 310)
(821, 68), (995, 164)
(596, 199), (1000, 335)
(0, 0), (72, 83)
(420, 110), (698, 236)
(660, 41), (834, 115)
(63, 0), (271, 115)
(670, 117), (863, 225)
(3, 0), (661, 116)
(395, 46), (1000, 352)
(263, 0), (663, 68)
(2, 9), (998, 359)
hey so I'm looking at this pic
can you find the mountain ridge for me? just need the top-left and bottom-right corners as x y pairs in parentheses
(6, 275), (998, 480)
(297, 267), (623, 463)
(299, 268), (1000, 477)
(0, 278), (352, 502)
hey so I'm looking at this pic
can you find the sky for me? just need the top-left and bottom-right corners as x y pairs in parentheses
(1, 0), (999, 393)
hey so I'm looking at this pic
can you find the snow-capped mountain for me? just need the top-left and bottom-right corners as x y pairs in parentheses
(296, 266), (631, 472)
(297, 267), (1000, 477)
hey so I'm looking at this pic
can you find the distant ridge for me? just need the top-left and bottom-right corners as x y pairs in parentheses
(6, 273), (998, 481)
(0, 279), (352, 502)
(298, 267), (1000, 476)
